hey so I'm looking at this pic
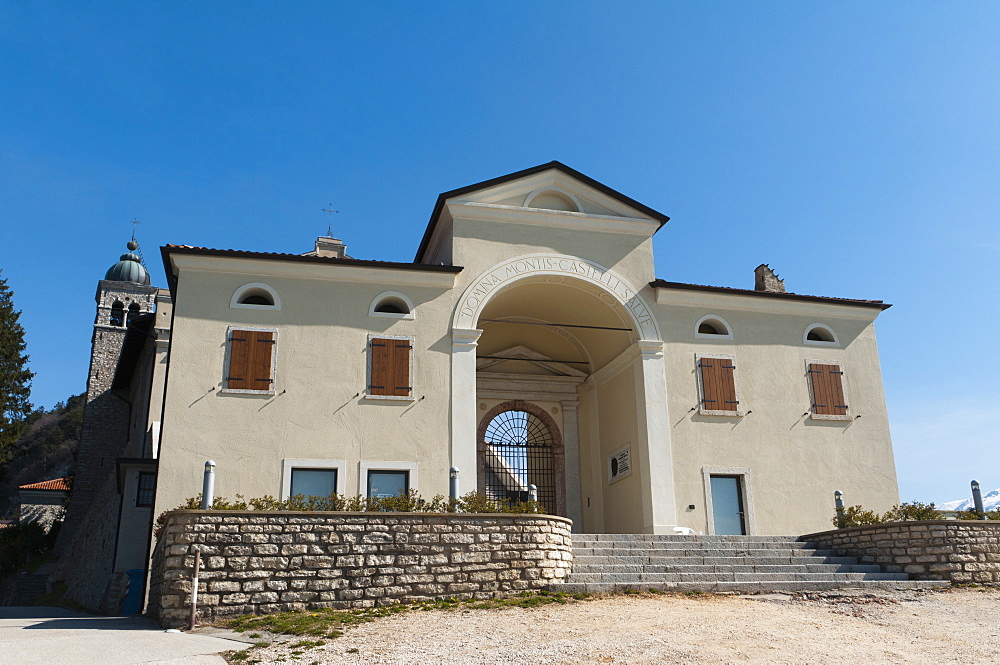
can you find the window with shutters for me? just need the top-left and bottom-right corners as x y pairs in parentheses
(696, 354), (744, 416)
(366, 335), (414, 400)
(806, 360), (851, 420)
(223, 326), (277, 394)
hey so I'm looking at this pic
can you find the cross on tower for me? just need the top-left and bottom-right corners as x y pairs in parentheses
(321, 204), (340, 237)
(130, 218), (140, 239)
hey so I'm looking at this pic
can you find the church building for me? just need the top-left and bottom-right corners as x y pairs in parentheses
(61, 161), (900, 610)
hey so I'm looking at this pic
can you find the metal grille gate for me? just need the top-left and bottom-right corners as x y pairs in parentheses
(482, 409), (557, 514)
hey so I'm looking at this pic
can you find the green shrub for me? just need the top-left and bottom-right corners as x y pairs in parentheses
(155, 490), (543, 537)
(834, 505), (882, 528)
(834, 500), (942, 528)
(882, 501), (941, 522)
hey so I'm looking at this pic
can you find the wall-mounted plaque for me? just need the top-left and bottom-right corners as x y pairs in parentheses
(607, 444), (632, 484)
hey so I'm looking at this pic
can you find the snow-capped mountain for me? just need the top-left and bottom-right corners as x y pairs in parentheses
(938, 488), (1000, 511)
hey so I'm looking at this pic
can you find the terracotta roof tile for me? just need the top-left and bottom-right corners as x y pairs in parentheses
(649, 280), (890, 310)
(19, 477), (73, 491)
(162, 245), (463, 272)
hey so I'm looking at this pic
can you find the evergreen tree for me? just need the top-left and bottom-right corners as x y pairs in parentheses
(0, 270), (33, 461)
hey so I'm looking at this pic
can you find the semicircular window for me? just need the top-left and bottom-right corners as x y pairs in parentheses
(239, 290), (274, 306)
(482, 409), (555, 514)
(374, 296), (410, 315)
(697, 317), (730, 336)
(806, 326), (835, 343)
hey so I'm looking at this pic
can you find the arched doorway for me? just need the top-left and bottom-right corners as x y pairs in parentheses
(450, 257), (676, 534)
(477, 401), (564, 516)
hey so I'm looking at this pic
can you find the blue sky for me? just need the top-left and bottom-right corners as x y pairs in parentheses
(2, 3), (998, 503)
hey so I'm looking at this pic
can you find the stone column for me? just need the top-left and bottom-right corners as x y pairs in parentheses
(634, 339), (677, 533)
(560, 400), (584, 532)
(451, 328), (483, 493)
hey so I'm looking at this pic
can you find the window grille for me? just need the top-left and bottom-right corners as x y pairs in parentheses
(482, 410), (556, 513)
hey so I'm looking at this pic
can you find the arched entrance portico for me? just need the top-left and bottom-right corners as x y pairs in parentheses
(450, 255), (677, 534)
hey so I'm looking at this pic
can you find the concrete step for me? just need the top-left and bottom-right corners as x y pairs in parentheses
(571, 549), (836, 556)
(571, 534), (804, 543)
(570, 563), (888, 574)
(571, 553), (855, 565)
(571, 540), (820, 550)
(555, 580), (945, 594)
(564, 571), (912, 583)
(549, 533), (933, 595)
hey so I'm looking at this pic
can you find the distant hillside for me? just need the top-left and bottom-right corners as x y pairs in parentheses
(0, 394), (84, 520)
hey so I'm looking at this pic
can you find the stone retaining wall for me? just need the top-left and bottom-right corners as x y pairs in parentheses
(148, 510), (573, 628)
(803, 520), (1000, 583)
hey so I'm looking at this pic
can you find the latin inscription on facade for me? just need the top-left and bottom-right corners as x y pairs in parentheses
(456, 256), (657, 338)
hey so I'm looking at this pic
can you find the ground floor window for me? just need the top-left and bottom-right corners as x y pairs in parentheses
(290, 468), (338, 499)
(367, 470), (409, 498)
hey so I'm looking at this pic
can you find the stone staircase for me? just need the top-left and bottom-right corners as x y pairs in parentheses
(554, 534), (943, 594)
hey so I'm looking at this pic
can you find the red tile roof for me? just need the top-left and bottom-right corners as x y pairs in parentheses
(649, 280), (891, 310)
(19, 477), (73, 491)
(162, 245), (464, 272)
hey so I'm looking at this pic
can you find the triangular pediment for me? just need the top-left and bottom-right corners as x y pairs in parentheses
(415, 161), (669, 263)
(476, 344), (588, 378)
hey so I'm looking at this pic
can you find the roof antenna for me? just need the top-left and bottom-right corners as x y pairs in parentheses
(321, 203), (340, 238)
(129, 218), (147, 267)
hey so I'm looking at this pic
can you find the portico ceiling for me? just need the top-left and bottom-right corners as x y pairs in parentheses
(476, 276), (635, 372)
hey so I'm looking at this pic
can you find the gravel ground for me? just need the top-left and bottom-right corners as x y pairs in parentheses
(229, 587), (1000, 664)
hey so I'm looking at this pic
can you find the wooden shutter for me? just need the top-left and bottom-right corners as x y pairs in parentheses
(370, 337), (412, 397)
(226, 331), (251, 390)
(390, 339), (412, 397)
(227, 329), (274, 391)
(809, 363), (847, 415)
(369, 338), (391, 396)
(698, 356), (739, 412)
(249, 330), (275, 388)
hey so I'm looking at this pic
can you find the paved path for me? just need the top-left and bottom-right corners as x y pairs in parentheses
(0, 607), (245, 665)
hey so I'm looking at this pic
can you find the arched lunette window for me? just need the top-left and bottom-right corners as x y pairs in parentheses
(230, 283), (281, 310)
(804, 324), (839, 346)
(695, 315), (733, 340)
(369, 291), (415, 320)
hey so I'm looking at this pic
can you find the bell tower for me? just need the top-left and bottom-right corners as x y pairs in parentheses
(53, 239), (158, 609)
(86, 240), (157, 401)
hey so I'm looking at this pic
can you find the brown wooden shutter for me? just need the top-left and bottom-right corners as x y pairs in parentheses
(226, 331), (251, 390)
(370, 338), (412, 397)
(370, 338), (391, 396)
(809, 363), (847, 415)
(249, 330), (275, 388)
(391, 339), (412, 397)
(227, 330), (274, 391)
(698, 357), (738, 412)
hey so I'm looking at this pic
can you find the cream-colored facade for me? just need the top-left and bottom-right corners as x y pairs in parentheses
(152, 162), (899, 538)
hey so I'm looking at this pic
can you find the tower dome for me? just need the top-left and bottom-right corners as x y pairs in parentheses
(105, 241), (151, 285)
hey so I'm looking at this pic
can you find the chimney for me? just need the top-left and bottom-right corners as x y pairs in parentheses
(312, 236), (348, 259)
(754, 264), (786, 293)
